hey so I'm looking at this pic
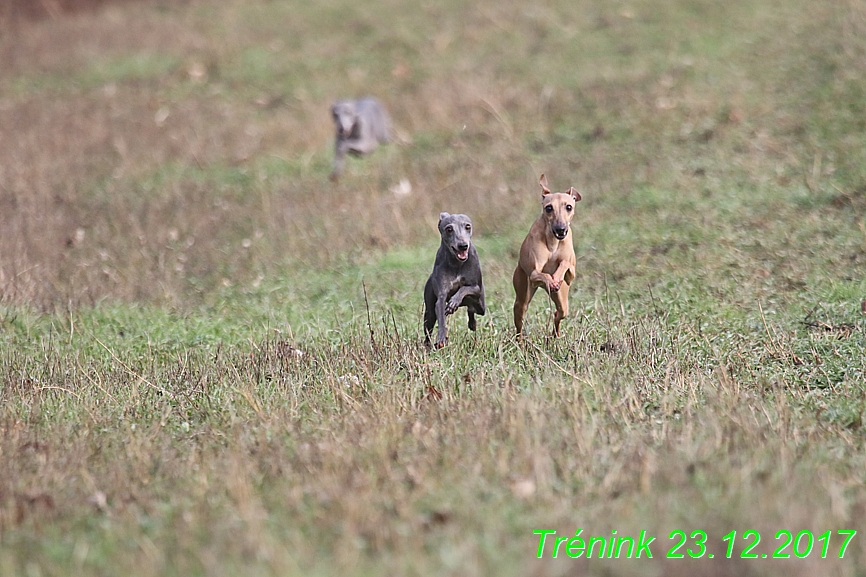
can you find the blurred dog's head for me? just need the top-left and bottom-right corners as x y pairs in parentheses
(331, 100), (358, 138)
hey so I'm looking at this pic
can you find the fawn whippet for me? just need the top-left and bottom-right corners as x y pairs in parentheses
(513, 174), (581, 336)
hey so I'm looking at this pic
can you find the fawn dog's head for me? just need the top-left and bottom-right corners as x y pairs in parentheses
(539, 174), (581, 240)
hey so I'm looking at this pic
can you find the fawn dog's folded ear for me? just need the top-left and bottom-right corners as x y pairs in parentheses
(567, 187), (582, 202)
(539, 174), (551, 196)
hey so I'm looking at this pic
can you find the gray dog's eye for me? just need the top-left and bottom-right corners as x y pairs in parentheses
(445, 225), (453, 233)
(465, 224), (471, 231)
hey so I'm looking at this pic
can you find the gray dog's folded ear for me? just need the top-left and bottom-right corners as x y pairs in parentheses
(439, 212), (450, 221)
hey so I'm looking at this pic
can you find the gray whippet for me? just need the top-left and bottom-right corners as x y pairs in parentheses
(424, 212), (486, 348)
(330, 97), (391, 180)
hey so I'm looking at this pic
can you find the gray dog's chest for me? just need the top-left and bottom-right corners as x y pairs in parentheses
(443, 273), (470, 295)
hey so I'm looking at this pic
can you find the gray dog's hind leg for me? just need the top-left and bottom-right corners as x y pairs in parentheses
(423, 278), (437, 347)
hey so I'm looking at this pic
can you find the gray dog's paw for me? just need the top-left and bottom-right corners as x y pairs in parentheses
(445, 298), (460, 315)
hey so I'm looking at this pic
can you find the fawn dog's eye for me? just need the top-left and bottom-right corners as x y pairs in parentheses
(544, 205), (553, 213)
(566, 205), (573, 211)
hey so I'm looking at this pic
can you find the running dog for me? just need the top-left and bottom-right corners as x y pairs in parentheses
(330, 97), (391, 180)
(424, 212), (486, 348)
(512, 174), (581, 336)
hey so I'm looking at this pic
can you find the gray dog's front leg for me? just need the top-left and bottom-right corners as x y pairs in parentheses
(446, 285), (480, 314)
(435, 296), (449, 347)
(351, 133), (379, 155)
(331, 141), (347, 180)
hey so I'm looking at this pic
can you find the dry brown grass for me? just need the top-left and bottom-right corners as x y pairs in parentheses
(2, 322), (864, 576)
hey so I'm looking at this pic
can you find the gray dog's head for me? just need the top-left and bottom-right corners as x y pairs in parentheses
(438, 212), (473, 262)
(331, 101), (358, 137)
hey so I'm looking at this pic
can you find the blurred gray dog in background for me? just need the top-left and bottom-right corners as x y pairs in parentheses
(330, 97), (391, 180)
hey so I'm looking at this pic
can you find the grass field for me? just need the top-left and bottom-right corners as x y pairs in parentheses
(1, 0), (866, 575)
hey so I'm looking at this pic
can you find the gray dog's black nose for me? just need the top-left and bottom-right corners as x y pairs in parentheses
(457, 243), (469, 251)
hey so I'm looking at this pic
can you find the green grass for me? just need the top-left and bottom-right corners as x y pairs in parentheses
(2, 0), (866, 575)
